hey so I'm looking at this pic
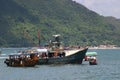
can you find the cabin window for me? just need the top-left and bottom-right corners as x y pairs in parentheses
(48, 52), (65, 58)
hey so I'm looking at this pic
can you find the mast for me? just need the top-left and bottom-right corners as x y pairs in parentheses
(38, 30), (40, 47)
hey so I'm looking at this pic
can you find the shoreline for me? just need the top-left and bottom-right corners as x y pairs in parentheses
(89, 47), (120, 49)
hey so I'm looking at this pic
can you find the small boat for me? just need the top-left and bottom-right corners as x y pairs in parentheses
(89, 58), (97, 65)
(85, 52), (98, 65)
(4, 53), (39, 67)
(36, 34), (88, 65)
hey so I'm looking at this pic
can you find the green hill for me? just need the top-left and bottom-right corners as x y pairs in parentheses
(0, 0), (120, 47)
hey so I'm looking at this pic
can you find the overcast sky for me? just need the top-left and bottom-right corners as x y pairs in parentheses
(73, 0), (120, 19)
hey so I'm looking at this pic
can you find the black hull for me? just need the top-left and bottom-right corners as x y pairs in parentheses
(37, 48), (88, 65)
(89, 62), (97, 65)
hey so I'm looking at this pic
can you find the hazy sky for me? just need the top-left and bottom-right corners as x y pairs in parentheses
(73, 0), (120, 19)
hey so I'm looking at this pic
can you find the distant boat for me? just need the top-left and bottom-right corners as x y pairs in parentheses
(0, 49), (8, 59)
(0, 57), (8, 59)
(36, 34), (88, 65)
(84, 52), (98, 65)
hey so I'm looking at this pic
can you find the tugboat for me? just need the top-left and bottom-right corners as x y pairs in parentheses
(4, 53), (39, 67)
(36, 34), (88, 65)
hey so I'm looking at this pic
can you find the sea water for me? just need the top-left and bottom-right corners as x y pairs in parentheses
(0, 48), (120, 80)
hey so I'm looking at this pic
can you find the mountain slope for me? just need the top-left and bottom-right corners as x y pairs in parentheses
(0, 0), (120, 47)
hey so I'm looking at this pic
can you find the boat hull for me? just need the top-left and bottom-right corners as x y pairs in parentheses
(89, 62), (97, 65)
(4, 59), (37, 67)
(37, 48), (88, 65)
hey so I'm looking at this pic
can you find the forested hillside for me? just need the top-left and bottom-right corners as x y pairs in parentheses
(0, 0), (120, 47)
